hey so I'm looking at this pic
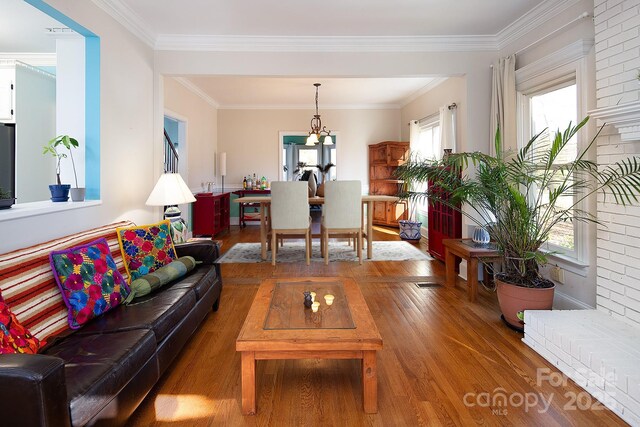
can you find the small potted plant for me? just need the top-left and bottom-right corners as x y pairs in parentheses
(396, 117), (640, 330)
(0, 186), (15, 209)
(315, 162), (335, 197)
(43, 135), (83, 202)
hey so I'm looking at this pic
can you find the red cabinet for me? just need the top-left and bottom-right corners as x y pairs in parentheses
(427, 181), (461, 262)
(193, 192), (230, 237)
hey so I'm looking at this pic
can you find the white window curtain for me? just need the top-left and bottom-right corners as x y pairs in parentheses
(490, 54), (517, 155)
(439, 105), (456, 155)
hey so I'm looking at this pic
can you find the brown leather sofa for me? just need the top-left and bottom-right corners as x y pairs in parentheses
(0, 240), (223, 427)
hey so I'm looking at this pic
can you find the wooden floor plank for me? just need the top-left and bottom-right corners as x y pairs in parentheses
(126, 225), (625, 426)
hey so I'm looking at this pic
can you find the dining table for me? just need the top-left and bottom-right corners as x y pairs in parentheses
(233, 195), (400, 260)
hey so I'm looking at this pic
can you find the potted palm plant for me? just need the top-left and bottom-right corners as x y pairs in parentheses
(396, 117), (640, 330)
(43, 135), (82, 202)
(398, 181), (422, 242)
(0, 186), (15, 209)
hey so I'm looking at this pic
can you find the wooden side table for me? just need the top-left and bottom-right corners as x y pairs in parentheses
(442, 239), (501, 302)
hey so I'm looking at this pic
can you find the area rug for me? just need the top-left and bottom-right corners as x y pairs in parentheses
(216, 241), (432, 263)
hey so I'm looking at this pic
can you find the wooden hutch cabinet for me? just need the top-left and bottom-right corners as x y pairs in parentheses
(368, 141), (410, 227)
(192, 192), (231, 237)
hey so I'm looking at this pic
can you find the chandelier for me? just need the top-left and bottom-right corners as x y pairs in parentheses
(305, 83), (333, 146)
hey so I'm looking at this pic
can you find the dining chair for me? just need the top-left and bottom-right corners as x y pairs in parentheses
(270, 181), (311, 266)
(321, 180), (362, 265)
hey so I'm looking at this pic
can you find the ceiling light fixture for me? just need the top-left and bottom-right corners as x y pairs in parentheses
(305, 83), (333, 146)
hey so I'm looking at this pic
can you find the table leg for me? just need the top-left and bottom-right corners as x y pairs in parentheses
(260, 202), (267, 261)
(366, 201), (373, 259)
(444, 247), (456, 287)
(362, 350), (378, 413)
(241, 351), (257, 415)
(468, 257), (478, 302)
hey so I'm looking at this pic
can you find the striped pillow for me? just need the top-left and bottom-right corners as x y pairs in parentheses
(0, 221), (134, 342)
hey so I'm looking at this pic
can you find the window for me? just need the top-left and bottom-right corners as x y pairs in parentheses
(529, 83), (577, 252)
(415, 118), (441, 161)
(413, 117), (440, 223)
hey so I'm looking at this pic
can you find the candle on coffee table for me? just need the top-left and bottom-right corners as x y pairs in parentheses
(311, 301), (320, 313)
(324, 294), (335, 305)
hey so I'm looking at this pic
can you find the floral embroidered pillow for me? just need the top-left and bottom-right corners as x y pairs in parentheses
(116, 220), (177, 282)
(0, 300), (41, 354)
(49, 238), (130, 329)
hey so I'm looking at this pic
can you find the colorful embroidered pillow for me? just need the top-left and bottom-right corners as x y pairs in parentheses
(116, 220), (177, 282)
(49, 238), (130, 329)
(0, 300), (41, 354)
(124, 256), (197, 304)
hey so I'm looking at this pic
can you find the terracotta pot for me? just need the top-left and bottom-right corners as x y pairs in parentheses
(495, 278), (555, 329)
(316, 183), (325, 197)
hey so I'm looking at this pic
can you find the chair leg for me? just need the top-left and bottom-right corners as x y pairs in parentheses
(271, 231), (277, 266)
(306, 230), (310, 265)
(320, 225), (324, 258)
(324, 229), (329, 265)
(358, 230), (363, 265)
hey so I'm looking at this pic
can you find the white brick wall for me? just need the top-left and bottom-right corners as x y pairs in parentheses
(594, 0), (640, 107)
(524, 310), (640, 425)
(595, 0), (640, 328)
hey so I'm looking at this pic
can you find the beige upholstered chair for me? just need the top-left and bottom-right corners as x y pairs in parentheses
(321, 180), (362, 265)
(270, 181), (311, 266)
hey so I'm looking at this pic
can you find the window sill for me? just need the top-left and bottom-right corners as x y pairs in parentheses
(0, 200), (102, 222)
(540, 249), (589, 277)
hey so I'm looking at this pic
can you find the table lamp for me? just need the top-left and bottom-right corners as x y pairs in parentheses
(146, 172), (196, 243)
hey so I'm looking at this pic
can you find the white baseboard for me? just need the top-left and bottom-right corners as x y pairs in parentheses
(553, 290), (594, 310)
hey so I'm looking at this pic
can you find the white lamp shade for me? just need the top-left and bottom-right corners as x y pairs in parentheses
(323, 135), (333, 145)
(219, 152), (227, 176)
(145, 173), (196, 206)
(306, 134), (318, 145)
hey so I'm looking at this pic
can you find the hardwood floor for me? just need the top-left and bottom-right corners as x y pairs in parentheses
(126, 225), (624, 426)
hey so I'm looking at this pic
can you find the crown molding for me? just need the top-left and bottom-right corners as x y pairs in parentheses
(590, 101), (640, 142)
(496, 0), (584, 50)
(172, 77), (220, 108)
(219, 103), (401, 110)
(154, 34), (497, 52)
(0, 53), (56, 66)
(90, 0), (587, 54)
(90, 0), (155, 47)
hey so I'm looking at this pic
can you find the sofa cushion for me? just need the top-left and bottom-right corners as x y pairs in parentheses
(167, 265), (218, 299)
(0, 300), (41, 354)
(43, 328), (157, 427)
(75, 288), (196, 343)
(49, 238), (130, 329)
(0, 221), (135, 343)
(125, 256), (196, 303)
(116, 220), (177, 282)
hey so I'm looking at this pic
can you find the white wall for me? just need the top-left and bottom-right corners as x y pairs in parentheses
(401, 77), (467, 149)
(15, 63), (55, 203)
(217, 108), (401, 190)
(592, 0), (640, 327)
(155, 50), (495, 157)
(163, 77), (218, 191)
(0, 0), (156, 253)
(56, 36), (85, 189)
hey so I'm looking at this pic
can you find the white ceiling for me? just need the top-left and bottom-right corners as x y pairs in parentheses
(0, 0), (63, 53)
(2, 0), (556, 107)
(121, 0), (545, 37)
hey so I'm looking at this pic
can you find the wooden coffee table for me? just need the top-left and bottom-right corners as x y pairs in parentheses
(236, 277), (383, 415)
